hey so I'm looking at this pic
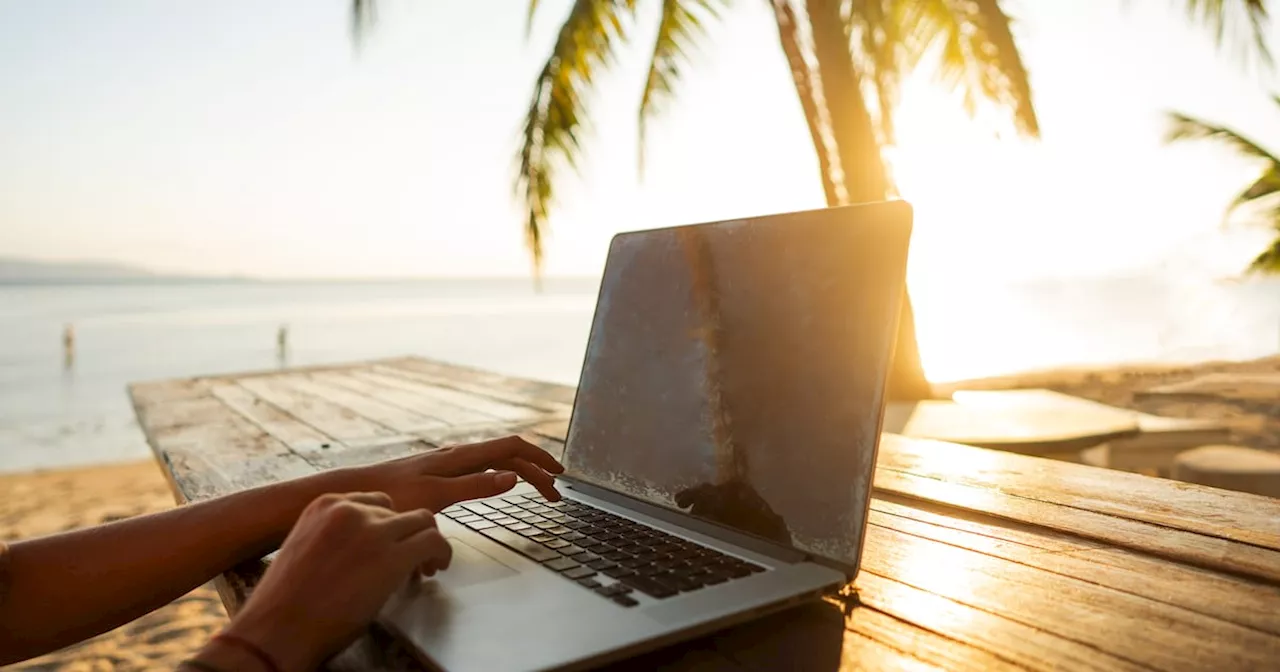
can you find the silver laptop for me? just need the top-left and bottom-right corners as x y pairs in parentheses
(381, 201), (914, 671)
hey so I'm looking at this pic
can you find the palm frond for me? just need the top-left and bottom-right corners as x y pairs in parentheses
(969, 0), (1038, 135)
(847, 0), (904, 145)
(638, 0), (723, 175)
(526, 0), (543, 37)
(351, 0), (378, 51)
(1233, 167), (1280, 209)
(1247, 236), (1280, 273)
(897, 0), (1039, 137)
(1164, 112), (1280, 167)
(517, 0), (634, 273)
(1178, 0), (1273, 68)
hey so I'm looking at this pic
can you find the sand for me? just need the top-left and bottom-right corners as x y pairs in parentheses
(5, 355), (1280, 670)
(2, 462), (227, 671)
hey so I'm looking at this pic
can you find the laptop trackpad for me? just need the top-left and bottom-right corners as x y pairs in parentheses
(433, 537), (519, 588)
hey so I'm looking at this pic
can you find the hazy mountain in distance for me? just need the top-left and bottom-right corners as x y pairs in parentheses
(0, 257), (249, 284)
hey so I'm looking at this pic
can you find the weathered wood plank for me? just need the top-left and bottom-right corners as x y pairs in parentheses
(130, 378), (320, 499)
(388, 357), (577, 409)
(315, 370), (492, 427)
(879, 434), (1280, 551)
(870, 496), (1100, 553)
(284, 374), (451, 434)
(366, 365), (545, 422)
(235, 376), (409, 447)
(874, 467), (1280, 584)
(868, 504), (1280, 635)
(851, 573), (1148, 672)
(341, 370), (503, 426)
(861, 524), (1280, 670)
(211, 383), (330, 452)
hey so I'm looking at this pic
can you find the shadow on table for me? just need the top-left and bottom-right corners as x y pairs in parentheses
(340, 599), (847, 671)
(605, 599), (847, 671)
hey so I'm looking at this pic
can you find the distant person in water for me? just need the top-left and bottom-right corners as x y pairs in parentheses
(0, 436), (564, 672)
(276, 324), (289, 365)
(62, 324), (75, 368)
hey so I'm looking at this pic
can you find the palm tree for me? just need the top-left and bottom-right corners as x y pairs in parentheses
(1166, 103), (1280, 273)
(351, 1), (1271, 400)
(513, 0), (1042, 400)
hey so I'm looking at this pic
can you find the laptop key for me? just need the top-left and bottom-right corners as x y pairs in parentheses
(559, 544), (585, 556)
(467, 520), (497, 531)
(547, 526), (572, 536)
(611, 595), (639, 607)
(462, 503), (498, 516)
(560, 531), (587, 542)
(517, 527), (544, 538)
(530, 534), (556, 543)
(620, 575), (677, 599)
(587, 560), (616, 571)
(596, 583), (632, 597)
(602, 566), (636, 579)
(544, 557), (581, 572)
(543, 539), (571, 550)
(454, 514), (483, 525)
(501, 496), (527, 505)
(507, 522), (533, 533)
(563, 566), (596, 580)
(577, 578), (603, 590)
(478, 527), (561, 562)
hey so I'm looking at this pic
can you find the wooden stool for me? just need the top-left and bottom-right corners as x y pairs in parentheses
(1172, 445), (1280, 498)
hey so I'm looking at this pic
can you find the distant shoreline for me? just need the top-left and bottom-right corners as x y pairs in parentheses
(0, 275), (602, 287)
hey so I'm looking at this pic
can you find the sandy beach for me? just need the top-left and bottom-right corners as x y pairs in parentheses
(4, 355), (1279, 670)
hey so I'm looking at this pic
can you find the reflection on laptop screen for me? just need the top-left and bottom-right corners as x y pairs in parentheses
(563, 206), (909, 566)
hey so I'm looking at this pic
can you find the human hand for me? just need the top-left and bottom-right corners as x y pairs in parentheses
(344, 435), (565, 514)
(218, 491), (450, 671)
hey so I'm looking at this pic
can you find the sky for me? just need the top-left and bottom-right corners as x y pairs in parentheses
(2, 0), (1280, 284)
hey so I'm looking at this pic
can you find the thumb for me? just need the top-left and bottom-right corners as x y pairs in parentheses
(437, 471), (519, 508)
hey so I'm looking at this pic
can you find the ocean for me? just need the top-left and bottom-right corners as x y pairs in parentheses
(1, 275), (1278, 473)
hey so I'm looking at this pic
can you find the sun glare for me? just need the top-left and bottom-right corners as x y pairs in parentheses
(882, 77), (1076, 382)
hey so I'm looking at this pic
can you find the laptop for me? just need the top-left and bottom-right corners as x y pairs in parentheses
(380, 201), (915, 671)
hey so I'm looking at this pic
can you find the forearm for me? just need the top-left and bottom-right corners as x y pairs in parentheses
(0, 467), (359, 664)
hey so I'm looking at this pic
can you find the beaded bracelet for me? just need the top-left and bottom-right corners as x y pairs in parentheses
(178, 660), (224, 672)
(212, 633), (284, 672)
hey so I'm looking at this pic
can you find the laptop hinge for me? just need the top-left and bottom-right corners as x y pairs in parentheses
(561, 476), (812, 565)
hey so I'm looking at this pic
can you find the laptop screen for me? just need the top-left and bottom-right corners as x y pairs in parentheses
(562, 204), (911, 567)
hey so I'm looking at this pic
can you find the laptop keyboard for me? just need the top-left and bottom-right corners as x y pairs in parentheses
(441, 494), (766, 607)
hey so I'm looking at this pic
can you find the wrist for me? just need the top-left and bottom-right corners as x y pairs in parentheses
(222, 605), (325, 672)
(192, 632), (284, 672)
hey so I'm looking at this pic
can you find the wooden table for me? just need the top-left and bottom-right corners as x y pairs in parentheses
(130, 357), (1280, 671)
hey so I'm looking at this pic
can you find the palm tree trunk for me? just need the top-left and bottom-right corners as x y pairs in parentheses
(791, 0), (933, 401)
(770, 0), (842, 207)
